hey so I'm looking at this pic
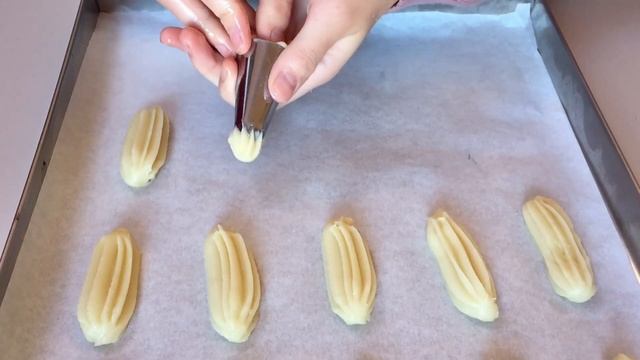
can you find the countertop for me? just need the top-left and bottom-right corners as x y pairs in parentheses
(547, 0), (640, 188)
(0, 0), (82, 254)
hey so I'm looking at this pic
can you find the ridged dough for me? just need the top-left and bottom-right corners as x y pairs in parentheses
(77, 228), (141, 346)
(523, 196), (596, 303)
(613, 354), (633, 360)
(426, 211), (498, 322)
(204, 225), (261, 343)
(120, 106), (170, 187)
(322, 217), (377, 325)
(227, 127), (263, 163)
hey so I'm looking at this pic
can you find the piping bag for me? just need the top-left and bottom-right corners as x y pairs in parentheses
(227, 39), (286, 163)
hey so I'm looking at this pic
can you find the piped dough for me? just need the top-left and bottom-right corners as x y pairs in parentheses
(613, 354), (633, 360)
(322, 217), (377, 325)
(120, 106), (170, 187)
(204, 225), (261, 343)
(523, 196), (596, 303)
(227, 127), (263, 163)
(77, 228), (141, 346)
(426, 211), (498, 322)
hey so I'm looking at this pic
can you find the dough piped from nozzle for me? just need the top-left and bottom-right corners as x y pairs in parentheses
(227, 127), (263, 163)
(77, 228), (141, 346)
(204, 225), (261, 343)
(426, 211), (499, 322)
(322, 217), (377, 325)
(120, 106), (170, 187)
(613, 354), (633, 360)
(523, 196), (596, 303)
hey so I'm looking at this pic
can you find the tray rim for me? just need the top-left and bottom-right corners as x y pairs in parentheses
(0, 0), (98, 303)
(531, 0), (640, 274)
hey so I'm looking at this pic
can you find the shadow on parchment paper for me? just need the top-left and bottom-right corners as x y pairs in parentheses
(425, 196), (495, 235)
(356, 353), (386, 360)
(154, 95), (180, 124)
(426, 196), (456, 218)
(522, 186), (550, 205)
(6, 16), (125, 359)
(481, 343), (524, 360)
(215, 204), (261, 247)
(328, 201), (360, 223)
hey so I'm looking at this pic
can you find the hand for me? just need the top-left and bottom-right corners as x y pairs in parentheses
(158, 0), (397, 105)
(157, 0), (255, 56)
(268, 0), (397, 103)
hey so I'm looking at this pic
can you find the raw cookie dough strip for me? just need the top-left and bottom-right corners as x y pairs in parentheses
(227, 127), (263, 163)
(426, 211), (498, 322)
(120, 106), (170, 187)
(322, 217), (377, 325)
(77, 228), (141, 346)
(204, 225), (261, 343)
(613, 354), (634, 360)
(522, 196), (596, 303)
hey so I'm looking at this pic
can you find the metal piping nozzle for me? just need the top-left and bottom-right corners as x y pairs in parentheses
(229, 39), (285, 163)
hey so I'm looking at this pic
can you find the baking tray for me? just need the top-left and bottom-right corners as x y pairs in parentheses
(0, 0), (98, 303)
(531, 0), (640, 274)
(0, 1), (638, 359)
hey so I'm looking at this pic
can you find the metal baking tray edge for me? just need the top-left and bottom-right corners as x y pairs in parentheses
(0, 0), (98, 303)
(531, 0), (640, 274)
(1, 0), (638, 305)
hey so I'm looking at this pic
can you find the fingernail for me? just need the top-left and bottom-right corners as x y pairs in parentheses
(230, 22), (245, 52)
(215, 41), (233, 57)
(273, 71), (298, 102)
(269, 29), (285, 42)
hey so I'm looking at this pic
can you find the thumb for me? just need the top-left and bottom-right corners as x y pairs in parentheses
(268, 7), (345, 103)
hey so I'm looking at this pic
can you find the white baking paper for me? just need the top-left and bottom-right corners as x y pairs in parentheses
(1, 5), (638, 359)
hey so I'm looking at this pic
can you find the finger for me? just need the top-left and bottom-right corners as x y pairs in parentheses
(289, 32), (367, 103)
(218, 58), (238, 105)
(268, 5), (345, 103)
(161, 27), (237, 105)
(175, 27), (226, 86)
(201, 0), (254, 54)
(256, 0), (293, 41)
(158, 0), (234, 57)
(160, 27), (187, 51)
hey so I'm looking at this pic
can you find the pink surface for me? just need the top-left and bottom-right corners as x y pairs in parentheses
(548, 0), (640, 187)
(0, 0), (82, 247)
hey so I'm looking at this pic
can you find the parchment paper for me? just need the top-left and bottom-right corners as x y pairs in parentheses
(1, 5), (638, 359)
